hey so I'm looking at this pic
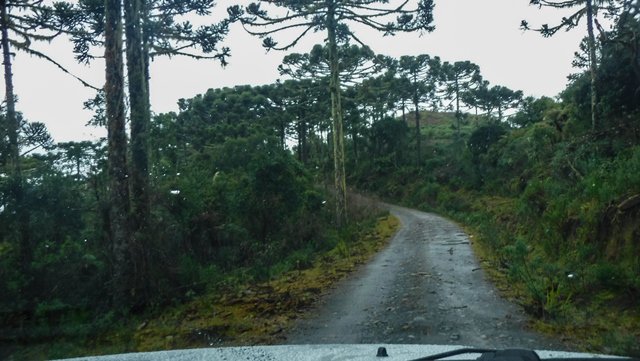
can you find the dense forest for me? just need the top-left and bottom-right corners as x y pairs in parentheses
(1, 0), (639, 359)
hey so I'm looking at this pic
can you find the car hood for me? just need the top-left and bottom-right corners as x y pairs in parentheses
(56, 344), (616, 361)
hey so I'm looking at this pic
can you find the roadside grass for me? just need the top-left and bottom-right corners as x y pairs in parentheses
(131, 214), (399, 351)
(442, 192), (640, 357)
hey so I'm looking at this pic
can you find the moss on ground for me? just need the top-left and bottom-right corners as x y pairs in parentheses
(131, 215), (399, 351)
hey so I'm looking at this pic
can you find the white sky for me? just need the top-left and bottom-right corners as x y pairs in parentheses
(7, 0), (587, 143)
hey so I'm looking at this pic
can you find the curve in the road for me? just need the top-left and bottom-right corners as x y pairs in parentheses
(286, 205), (566, 350)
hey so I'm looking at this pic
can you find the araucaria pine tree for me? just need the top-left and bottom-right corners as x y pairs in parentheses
(0, 0), (90, 285)
(231, 0), (436, 226)
(522, 0), (620, 131)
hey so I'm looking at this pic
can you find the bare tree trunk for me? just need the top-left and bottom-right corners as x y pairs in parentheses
(280, 120), (286, 149)
(327, 2), (347, 227)
(352, 126), (359, 165)
(141, 0), (151, 95)
(125, 0), (151, 306)
(413, 90), (421, 166)
(586, 0), (598, 131)
(1, 1), (16, 173)
(413, 95), (422, 165)
(475, 106), (479, 127)
(105, 0), (131, 309)
(297, 119), (303, 162)
(297, 109), (308, 164)
(455, 76), (461, 137)
(401, 99), (406, 123)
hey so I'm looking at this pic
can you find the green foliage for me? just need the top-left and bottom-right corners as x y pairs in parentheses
(4, 6), (640, 354)
(468, 123), (506, 156)
(280, 43), (384, 84)
(510, 96), (559, 128)
(334, 240), (351, 258)
(1, 79), (345, 358)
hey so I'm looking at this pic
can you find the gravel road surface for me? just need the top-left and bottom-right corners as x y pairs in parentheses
(286, 205), (566, 349)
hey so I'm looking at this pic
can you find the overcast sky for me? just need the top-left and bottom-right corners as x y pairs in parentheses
(7, 0), (587, 143)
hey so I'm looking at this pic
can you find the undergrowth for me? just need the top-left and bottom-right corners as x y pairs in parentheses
(5, 195), (399, 360)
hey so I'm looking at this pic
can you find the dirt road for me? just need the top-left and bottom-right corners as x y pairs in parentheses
(286, 205), (566, 349)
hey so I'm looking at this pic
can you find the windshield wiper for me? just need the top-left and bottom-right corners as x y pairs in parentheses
(407, 348), (638, 361)
(408, 348), (501, 361)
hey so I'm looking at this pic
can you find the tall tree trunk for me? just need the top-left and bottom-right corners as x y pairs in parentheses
(1, 0), (16, 173)
(455, 76), (461, 137)
(279, 119), (286, 149)
(141, 0), (151, 95)
(413, 97), (422, 165)
(327, 2), (347, 227)
(474, 105), (479, 127)
(105, 0), (131, 309)
(413, 93), (421, 166)
(125, 0), (151, 305)
(586, 0), (598, 131)
(301, 117), (307, 164)
(297, 110), (308, 164)
(297, 118), (303, 162)
(2, 0), (30, 279)
(2, 0), (31, 276)
(401, 99), (406, 123)
(351, 123), (358, 165)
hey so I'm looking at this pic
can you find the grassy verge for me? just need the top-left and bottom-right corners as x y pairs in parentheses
(440, 193), (640, 356)
(8, 214), (399, 360)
